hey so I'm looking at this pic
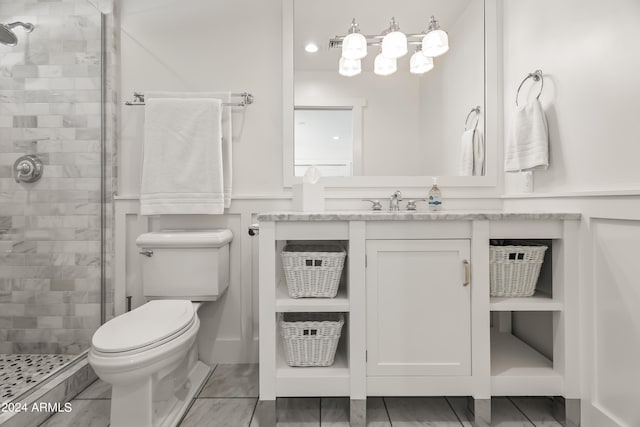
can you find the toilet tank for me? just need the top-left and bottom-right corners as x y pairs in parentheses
(135, 229), (233, 301)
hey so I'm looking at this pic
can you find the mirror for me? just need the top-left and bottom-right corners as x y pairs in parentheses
(283, 0), (498, 188)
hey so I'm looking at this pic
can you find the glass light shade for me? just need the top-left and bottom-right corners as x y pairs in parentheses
(381, 30), (407, 59)
(422, 29), (449, 57)
(342, 32), (367, 60)
(410, 51), (434, 74)
(339, 57), (361, 77)
(374, 53), (397, 76)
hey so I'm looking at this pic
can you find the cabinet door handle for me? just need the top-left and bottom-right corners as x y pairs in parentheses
(463, 260), (470, 286)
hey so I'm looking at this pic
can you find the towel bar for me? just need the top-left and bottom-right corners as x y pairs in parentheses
(124, 92), (254, 107)
(464, 106), (481, 131)
(515, 70), (544, 106)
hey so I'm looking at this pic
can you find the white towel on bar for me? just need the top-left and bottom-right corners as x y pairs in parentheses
(505, 98), (549, 172)
(146, 91), (233, 208)
(473, 128), (485, 176)
(140, 97), (224, 215)
(459, 128), (485, 176)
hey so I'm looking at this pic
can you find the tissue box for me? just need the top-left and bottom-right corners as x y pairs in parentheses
(292, 183), (324, 212)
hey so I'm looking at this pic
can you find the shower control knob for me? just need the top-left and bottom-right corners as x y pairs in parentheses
(14, 154), (43, 183)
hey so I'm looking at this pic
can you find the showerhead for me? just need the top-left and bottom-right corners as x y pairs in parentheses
(0, 21), (35, 47)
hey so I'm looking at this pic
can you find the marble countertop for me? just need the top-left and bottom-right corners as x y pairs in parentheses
(256, 210), (582, 222)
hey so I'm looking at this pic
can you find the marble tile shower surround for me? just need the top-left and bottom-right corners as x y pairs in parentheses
(0, 0), (116, 355)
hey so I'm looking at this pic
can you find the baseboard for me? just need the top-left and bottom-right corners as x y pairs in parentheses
(585, 402), (624, 427)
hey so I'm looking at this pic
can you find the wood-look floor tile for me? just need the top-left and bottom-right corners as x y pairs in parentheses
(75, 379), (111, 400)
(276, 397), (320, 426)
(510, 397), (562, 426)
(365, 397), (391, 426)
(320, 397), (349, 426)
(39, 399), (110, 427)
(198, 364), (258, 398)
(384, 397), (462, 426)
(179, 398), (257, 427)
(492, 398), (534, 427)
(445, 397), (474, 426)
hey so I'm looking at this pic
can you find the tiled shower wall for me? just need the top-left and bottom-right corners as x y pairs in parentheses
(0, 0), (115, 354)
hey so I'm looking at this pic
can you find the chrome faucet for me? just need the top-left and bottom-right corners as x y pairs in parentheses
(389, 190), (402, 211)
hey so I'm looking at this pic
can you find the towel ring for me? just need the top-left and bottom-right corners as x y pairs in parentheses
(464, 106), (481, 131)
(515, 69), (544, 106)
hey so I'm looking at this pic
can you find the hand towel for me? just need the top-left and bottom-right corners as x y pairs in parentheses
(505, 98), (549, 172)
(459, 129), (475, 176)
(473, 128), (485, 176)
(140, 98), (224, 215)
(460, 128), (485, 176)
(146, 91), (233, 208)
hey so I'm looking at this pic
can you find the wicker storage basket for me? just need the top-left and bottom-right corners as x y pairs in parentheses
(489, 243), (547, 297)
(280, 313), (344, 367)
(281, 244), (346, 298)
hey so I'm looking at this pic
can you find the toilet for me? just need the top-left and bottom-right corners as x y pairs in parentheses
(88, 229), (233, 427)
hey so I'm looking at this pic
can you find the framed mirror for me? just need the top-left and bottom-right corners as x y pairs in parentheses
(283, 0), (498, 188)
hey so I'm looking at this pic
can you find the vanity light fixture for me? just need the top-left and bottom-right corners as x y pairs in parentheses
(329, 16), (448, 77)
(380, 17), (407, 59)
(339, 56), (362, 77)
(374, 50), (397, 76)
(409, 47), (434, 74)
(421, 16), (449, 57)
(341, 18), (367, 60)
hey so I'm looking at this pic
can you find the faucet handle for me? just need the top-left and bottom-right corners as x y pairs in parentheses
(406, 199), (427, 211)
(362, 199), (383, 211)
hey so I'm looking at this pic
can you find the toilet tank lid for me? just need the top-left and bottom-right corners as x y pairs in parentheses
(136, 229), (233, 248)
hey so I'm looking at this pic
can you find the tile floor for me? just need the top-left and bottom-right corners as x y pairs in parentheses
(0, 354), (75, 401)
(38, 364), (563, 426)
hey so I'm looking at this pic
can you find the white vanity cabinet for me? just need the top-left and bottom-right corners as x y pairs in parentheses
(366, 239), (471, 377)
(256, 211), (581, 427)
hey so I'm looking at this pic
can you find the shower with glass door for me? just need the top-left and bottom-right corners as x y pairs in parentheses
(0, 0), (114, 406)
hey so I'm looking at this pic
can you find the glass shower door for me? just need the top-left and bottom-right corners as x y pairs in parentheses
(0, 0), (108, 402)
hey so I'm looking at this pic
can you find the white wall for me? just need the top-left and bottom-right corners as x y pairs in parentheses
(502, 1), (640, 425)
(119, 0), (284, 197)
(502, 0), (640, 194)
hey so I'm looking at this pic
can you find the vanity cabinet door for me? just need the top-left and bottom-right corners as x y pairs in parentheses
(366, 239), (471, 376)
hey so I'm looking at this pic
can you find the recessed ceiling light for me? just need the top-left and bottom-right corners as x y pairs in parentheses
(332, 136), (340, 140)
(305, 43), (319, 53)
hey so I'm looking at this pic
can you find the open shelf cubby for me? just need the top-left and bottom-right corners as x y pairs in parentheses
(275, 312), (350, 396)
(489, 239), (562, 310)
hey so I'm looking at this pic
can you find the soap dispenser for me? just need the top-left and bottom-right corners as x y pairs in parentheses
(428, 177), (442, 211)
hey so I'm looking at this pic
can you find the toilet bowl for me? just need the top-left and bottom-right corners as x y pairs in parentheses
(88, 300), (207, 427)
(88, 230), (233, 427)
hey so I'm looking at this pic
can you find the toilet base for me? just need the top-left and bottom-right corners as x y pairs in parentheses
(109, 358), (210, 427)
(164, 361), (210, 427)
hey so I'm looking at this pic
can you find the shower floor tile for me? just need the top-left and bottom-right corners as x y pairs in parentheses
(0, 354), (75, 400)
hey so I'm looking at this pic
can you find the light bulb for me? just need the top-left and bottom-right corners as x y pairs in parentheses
(410, 50), (434, 74)
(381, 18), (407, 59)
(339, 57), (361, 77)
(374, 53), (397, 76)
(421, 16), (449, 57)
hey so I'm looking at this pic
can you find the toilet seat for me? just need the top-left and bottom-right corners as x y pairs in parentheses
(92, 300), (196, 355)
